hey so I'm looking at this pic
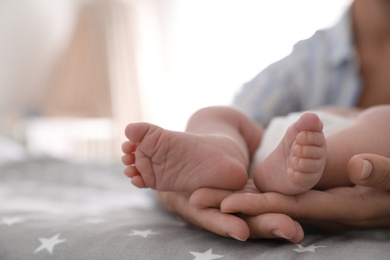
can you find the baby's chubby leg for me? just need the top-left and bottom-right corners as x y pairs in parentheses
(253, 112), (327, 195)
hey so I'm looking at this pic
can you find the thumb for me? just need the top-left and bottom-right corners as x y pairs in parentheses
(347, 153), (390, 190)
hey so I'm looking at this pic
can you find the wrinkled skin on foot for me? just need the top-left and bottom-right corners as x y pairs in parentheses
(122, 122), (248, 192)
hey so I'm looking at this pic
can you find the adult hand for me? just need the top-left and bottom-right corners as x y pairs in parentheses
(158, 153), (390, 241)
(210, 153), (390, 232)
(156, 190), (304, 243)
(219, 185), (390, 232)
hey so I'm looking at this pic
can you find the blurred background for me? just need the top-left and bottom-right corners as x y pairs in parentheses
(0, 0), (352, 163)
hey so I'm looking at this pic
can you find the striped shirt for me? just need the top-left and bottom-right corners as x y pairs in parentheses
(233, 7), (362, 127)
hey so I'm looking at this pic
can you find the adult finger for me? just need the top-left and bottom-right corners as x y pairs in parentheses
(158, 191), (304, 242)
(243, 213), (304, 243)
(189, 188), (234, 208)
(189, 181), (259, 208)
(221, 186), (390, 221)
(156, 191), (250, 241)
(348, 153), (390, 190)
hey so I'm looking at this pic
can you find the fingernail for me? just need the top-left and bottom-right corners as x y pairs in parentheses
(272, 230), (292, 240)
(228, 233), (246, 242)
(359, 160), (372, 180)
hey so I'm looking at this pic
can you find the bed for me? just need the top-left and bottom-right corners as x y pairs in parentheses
(1, 140), (390, 260)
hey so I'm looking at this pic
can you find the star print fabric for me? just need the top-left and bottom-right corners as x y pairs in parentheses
(1, 158), (390, 259)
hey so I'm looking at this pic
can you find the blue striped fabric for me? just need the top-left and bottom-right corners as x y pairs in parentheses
(233, 6), (362, 127)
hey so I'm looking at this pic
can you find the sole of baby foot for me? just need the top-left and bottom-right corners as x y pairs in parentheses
(123, 122), (248, 192)
(253, 112), (327, 195)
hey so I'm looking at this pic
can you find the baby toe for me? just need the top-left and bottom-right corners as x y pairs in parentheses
(296, 112), (323, 132)
(122, 141), (137, 154)
(124, 165), (139, 178)
(131, 175), (147, 188)
(287, 168), (322, 187)
(122, 153), (136, 165)
(293, 144), (326, 159)
(290, 156), (325, 173)
(296, 131), (325, 147)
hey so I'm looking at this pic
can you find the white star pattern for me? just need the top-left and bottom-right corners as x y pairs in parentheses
(189, 249), (224, 260)
(34, 233), (66, 254)
(1, 217), (25, 226)
(127, 229), (158, 238)
(293, 244), (326, 253)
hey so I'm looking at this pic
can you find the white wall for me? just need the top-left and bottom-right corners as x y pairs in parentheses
(140, 0), (353, 131)
(0, 0), (353, 136)
(0, 0), (79, 119)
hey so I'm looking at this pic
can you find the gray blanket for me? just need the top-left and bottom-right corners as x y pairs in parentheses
(1, 158), (389, 260)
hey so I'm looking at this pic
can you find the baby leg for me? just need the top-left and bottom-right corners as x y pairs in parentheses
(315, 105), (390, 189)
(253, 112), (326, 195)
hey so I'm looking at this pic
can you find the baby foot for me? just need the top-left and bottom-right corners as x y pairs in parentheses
(121, 122), (248, 192)
(253, 112), (326, 195)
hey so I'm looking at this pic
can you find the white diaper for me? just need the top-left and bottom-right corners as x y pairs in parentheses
(249, 111), (355, 177)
